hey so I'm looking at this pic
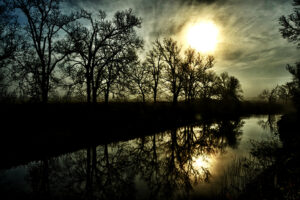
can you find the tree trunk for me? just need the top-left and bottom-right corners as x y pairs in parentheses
(142, 92), (145, 103)
(86, 78), (91, 104)
(173, 94), (178, 104)
(170, 128), (177, 170)
(105, 83), (110, 104)
(41, 71), (48, 104)
(91, 146), (97, 183)
(92, 88), (97, 104)
(41, 63), (47, 103)
(42, 159), (49, 196)
(153, 82), (158, 103)
(42, 89), (48, 104)
(104, 144), (110, 171)
(86, 147), (91, 191)
(152, 135), (157, 161)
(104, 91), (109, 104)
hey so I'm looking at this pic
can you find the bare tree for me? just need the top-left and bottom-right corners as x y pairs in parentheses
(181, 48), (198, 102)
(129, 62), (150, 103)
(156, 38), (183, 104)
(101, 48), (140, 104)
(62, 9), (142, 104)
(182, 48), (215, 102)
(11, 0), (79, 103)
(145, 42), (164, 103)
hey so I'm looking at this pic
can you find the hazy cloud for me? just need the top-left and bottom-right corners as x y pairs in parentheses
(63, 0), (298, 97)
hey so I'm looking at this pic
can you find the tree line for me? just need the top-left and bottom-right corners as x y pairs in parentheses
(258, 0), (300, 111)
(0, 0), (242, 104)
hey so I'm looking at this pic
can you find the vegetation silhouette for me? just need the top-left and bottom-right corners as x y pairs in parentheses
(59, 8), (142, 104)
(0, 0), (298, 199)
(0, 0), (254, 114)
(10, 0), (80, 103)
(231, 1), (300, 199)
(145, 41), (165, 103)
(278, 0), (300, 113)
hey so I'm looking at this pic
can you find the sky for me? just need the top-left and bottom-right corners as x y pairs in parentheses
(64, 0), (299, 98)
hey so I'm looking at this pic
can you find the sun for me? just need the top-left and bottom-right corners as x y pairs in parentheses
(186, 21), (219, 53)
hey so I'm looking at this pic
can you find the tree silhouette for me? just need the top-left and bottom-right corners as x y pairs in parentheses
(156, 38), (183, 104)
(181, 48), (200, 102)
(181, 48), (215, 102)
(286, 63), (300, 110)
(217, 72), (243, 102)
(198, 70), (218, 100)
(61, 9), (142, 104)
(129, 62), (151, 102)
(279, 0), (300, 48)
(0, 2), (19, 67)
(0, 1), (21, 101)
(11, 0), (79, 103)
(145, 42), (165, 103)
(101, 49), (139, 103)
(279, 0), (300, 111)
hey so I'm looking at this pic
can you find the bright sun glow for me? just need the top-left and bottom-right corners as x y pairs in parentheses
(193, 156), (210, 169)
(187, 21), (219, 53)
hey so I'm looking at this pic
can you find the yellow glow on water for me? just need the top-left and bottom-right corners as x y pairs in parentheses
(193, 155), (211, 169)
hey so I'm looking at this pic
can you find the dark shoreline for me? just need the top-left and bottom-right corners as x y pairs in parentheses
(0, 101), (285, 169)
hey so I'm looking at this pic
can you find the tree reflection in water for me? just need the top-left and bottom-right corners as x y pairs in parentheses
(258, 115), (279, 134)
(24, 119), (243, 200)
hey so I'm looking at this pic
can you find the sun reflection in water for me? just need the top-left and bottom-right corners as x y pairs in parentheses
(193, 155), (212, 171)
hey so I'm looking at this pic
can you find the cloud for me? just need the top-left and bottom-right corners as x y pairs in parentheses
(66, 0), (227, 7)
(64, 0), (228, 36)
(63, 0), (298, 97)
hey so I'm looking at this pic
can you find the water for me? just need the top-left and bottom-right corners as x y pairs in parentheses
(0, 115), (281, 199)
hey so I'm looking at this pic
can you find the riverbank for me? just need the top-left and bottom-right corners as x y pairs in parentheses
(0, 100), (285, 169)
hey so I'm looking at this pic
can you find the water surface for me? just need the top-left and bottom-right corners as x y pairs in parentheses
(0, 115), (280, 199)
